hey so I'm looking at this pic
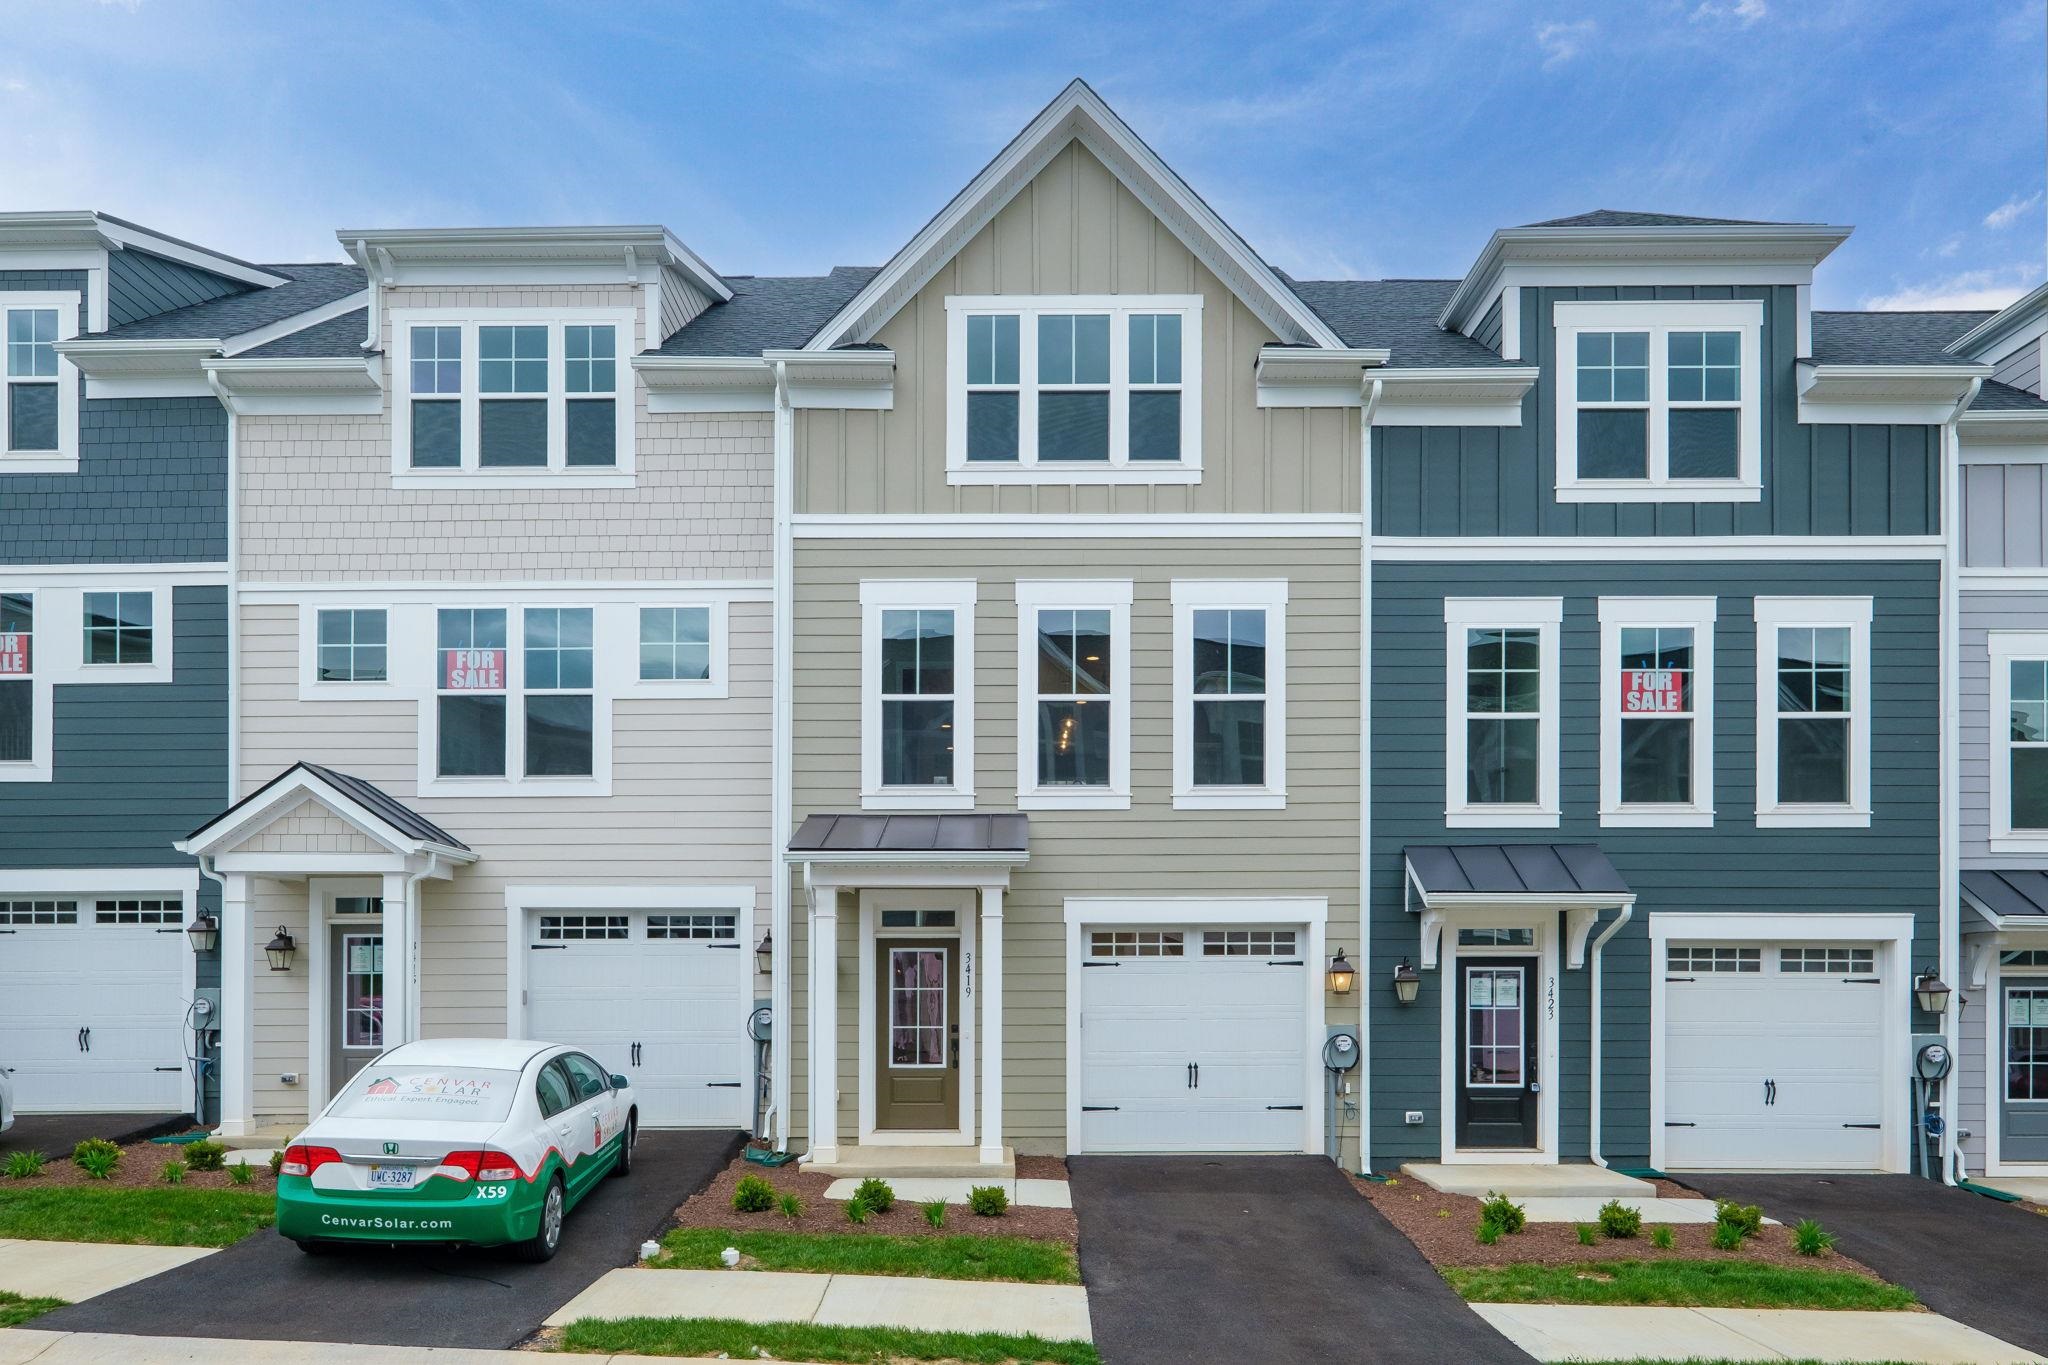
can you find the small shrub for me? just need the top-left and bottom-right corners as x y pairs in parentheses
(1714, 1199), (1764, 1240)
(228, 1161), (254, 1186)
(852, 1177), (896, 1213)
(1710, 1219), (1745, 1252)
(78, 1150), (117, 1180)
(1476, 1219), (1501, 1246)
(1597, 1199), (1642, 1240)
(268, 1150), (285, 1176)
(1793, 1218), (1835, 1256)
(72, 1138), (120, 1169)
(968, 1184), (1008, 1217)
(1649, 1225), (1675, 1251)
(921, 1197), (947, 1229)
(731, 1174), (777, 1213)
(844, 1195), (873, 1225)
(184, 1140), (227, 1172)
(1576, 1223), (1597, 1246)
(777, 1192), (803, 1220)
(2, 1150), (46, 1179)
(159, 1158), (187, 1185)
(1477, 1191), (1526, 1236)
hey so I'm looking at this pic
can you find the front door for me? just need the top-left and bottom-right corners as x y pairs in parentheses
(2003, 980), (2048, 1162)
(331, 928), (384, 1100)
(1456, 957), (1538, 1149)
(874, 940), (958, 1131)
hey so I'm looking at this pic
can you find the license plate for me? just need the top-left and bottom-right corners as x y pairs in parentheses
(368, 1165), (416, 1188)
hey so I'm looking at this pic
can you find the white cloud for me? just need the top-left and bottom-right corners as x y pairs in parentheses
(1692, 0), (1767, 25)
(1535, 20), (1595, 69)
(1985, 190), (2044, 229)
(1935, 234), (1962, 258)
(1862, 264), (2043, 312)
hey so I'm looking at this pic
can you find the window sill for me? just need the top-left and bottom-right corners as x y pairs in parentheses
(947, 464), (1201, 487)
(1754, 807), (1870, 829)
(1445, 808), (1562, 829)
(630, 679), (730, 701)
(0, 764), (55, 784)
(0, 454), (78, 475)
(1600, 807), (1714, 829)
(417, 776), (613, 799)
(860, 789), (977, 813)
(391, 471), (636, 491)
(1988, 835), (2048, 855)
(1019, 790), (1131, 812)
(1172, 789), (1286, 811)
(1555, 481), (1761, 504)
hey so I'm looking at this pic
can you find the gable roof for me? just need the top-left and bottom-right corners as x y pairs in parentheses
(82, 262), (366, 344)
(805, 79), (1342, 352)
(656, 268), (880, 356)
(1284, 277), (1522, 369)
(1946, 280), (2048, 360)
(1970, 378), (2048, 412)
(1809, 310), (1993, 367)
(1521, 209), (1804, 229)
(237, 307), (370, 359)
(181, 760), (471, 858)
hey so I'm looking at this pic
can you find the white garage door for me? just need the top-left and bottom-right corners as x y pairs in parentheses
(0, 899), (190, 1113)
(1077, 926), (1307, 1153)
(1662, 941), (1888, 1171)
(524, 910), (748, 1129)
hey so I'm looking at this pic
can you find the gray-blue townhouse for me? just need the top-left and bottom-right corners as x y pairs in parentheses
(1311, 212), (1982, 1175)
(0, 212), (360, 1123)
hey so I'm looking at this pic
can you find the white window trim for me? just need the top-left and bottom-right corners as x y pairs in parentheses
(944, 294), (1203, 486)
(0, 582), (177, 784)
(1170, 579), (1288, 811)
(1752, 595), (1872, 828)
(1599, 596), (1717, 828)
(860, 579), (977, 812)
(2, 292), (80, 474)
(631, 600), (730, 699)
(389, 307), (637, 488)
(300, 604), (398, 695)
(1445, 597), (1563, 829)
(1014, 579), (1132, 811)
(1988, 631), (2048, 853)
(77, 586), (172, 680)
(1553, 299), (1764, 503)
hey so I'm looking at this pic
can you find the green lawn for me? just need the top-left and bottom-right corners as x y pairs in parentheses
(653, 1226), (1079, 1284)
(555, 1317), (1098, 1363)
(1446, 1259), (1917, 1311)
(0, 1186), (274, 1247)
(0, 1290), (68, 1328)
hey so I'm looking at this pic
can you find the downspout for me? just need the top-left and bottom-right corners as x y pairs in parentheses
(403, 852), (441, 1045)
(204, 370), (239, 1130)
(1937, 376), (1981, 1184)
(770, 360), (795, 1152)
(1356, 375), (1381, 1173)
(192, 851), (225, 1125)
(797, 858), (816, 1163)
(1587, 902), (1634, 1169)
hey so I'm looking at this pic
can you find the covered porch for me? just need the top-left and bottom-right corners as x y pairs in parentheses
(1961, 870), (2048, 1178)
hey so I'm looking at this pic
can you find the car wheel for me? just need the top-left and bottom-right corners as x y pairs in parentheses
(514, 1175), (566, 1263)
(609, 1114), (636, 1178)
(294, 1240), (334, 1257)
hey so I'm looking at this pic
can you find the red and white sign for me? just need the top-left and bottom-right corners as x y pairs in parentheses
(0, 632), (28, 676)
(1622, 668), (1685, 714)
(441, 648), (505, 691)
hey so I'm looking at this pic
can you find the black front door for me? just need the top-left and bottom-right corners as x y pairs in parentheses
(1455, 957), (1538, 1149)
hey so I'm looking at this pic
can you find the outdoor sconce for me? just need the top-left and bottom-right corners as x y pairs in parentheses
(186, 913), (219, 955)
(755, 929), (774, 975)
(1326, 947), (1357, 996)
(1914, 970), (1952, 1016)
(1391, 957), (1421, 1007)
(264, 925), (297, 972)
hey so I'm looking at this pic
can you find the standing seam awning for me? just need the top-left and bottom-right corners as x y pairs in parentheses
(1403, 844), (1635, 971)
(1961, 869), (2048, 928)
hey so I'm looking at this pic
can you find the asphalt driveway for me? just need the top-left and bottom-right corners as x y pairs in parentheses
(1, 1111), (186, 1155)
(1070, 1155), (1528, 1365)
(36, 1128), (741, 1350)
(1686, 1173), (2048, 1358)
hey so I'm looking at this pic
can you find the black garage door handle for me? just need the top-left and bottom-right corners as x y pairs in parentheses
(1081, 1105), (1119, 1112)
(707, 1082), (742, 1088)
(1664, 1121), (1697, 1128)
(1267, 1105), (1304, 1111)
(1843, 1122), (1883, 1129)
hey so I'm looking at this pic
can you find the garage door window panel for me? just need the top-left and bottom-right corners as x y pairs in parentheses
(647, 913), (735, 941)
(1, 899), (75, 925)
(1754, 598), (1871, 827)
(1090, 930), (1183, 958)
(0, 593), (33, 765)
(94, 899), (180, 925)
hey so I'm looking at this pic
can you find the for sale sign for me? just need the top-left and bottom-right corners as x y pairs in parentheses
(0, 633), (27, 676)
(1622, 668), (1685, 714)
(441, 648), (505, 691)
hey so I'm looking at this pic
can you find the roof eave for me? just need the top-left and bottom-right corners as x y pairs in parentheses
(340, 226), (731, 302)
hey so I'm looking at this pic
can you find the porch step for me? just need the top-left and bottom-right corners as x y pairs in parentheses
(213, 1128), (297, 1151)
(802, 1145), (1016, 1180)
(1399, 1161), (1654, 1199)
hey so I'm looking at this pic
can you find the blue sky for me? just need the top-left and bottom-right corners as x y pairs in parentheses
(3, 0), (2043, 310)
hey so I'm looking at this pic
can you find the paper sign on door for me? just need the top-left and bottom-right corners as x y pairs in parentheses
(0, 633), (27, 676)
(1622, 669), (1685, 713)
(441, 648), (505, 691)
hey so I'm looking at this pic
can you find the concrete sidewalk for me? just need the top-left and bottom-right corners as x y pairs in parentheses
(0, 1242), (213, 1303)
(545, 1266), (1093, 1342)
(1472, 1302), (2045, 1363)
(1515, 1196), (1775, 1225)
(821, 1176), (1072, 1208)
(0, 1329), (825, 1364)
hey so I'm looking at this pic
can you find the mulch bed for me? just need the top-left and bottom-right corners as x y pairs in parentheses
(1352, 1175), (1888, 1278)
(6, 1138), (277, 1192)
(672, 1155), (1077, 1244)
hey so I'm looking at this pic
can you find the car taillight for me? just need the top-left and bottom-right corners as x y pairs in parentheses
(280, 1144), (340, 1177)
(437, 1149), (522, 1181)
(439, 1150), (484, 1180)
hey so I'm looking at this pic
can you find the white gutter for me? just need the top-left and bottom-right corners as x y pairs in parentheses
(1357, 377), (1381, 1174)
(403, 852), (441, 1046)
(770, 360), (795, 1154)
(1938, 376), (1982, 1185)
(1586, 903), (1635, 1169)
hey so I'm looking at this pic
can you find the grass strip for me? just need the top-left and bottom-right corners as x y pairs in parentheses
(555, 1316), (1098, 1363)
(0, 1290), (68, 1328)
(0, 1186), (274, 1247)
(655, 1226), (1079, 1284)
(1445, 1258), (1917, 1311)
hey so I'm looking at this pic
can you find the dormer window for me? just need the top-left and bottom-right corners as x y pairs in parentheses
(946, 295), (1202, 484)
(1553, 300), (1762, 502)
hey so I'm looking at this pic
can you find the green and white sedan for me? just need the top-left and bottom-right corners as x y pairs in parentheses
(276, 1038), (636, 1260)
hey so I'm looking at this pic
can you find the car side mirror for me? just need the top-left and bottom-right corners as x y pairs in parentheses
(611, 1074), (630, 1091)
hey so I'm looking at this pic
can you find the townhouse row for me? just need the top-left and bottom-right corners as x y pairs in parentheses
(5, 81), (2045, 1181)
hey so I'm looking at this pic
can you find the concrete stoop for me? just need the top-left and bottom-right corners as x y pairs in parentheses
(800, 1144), (1016, 1180)
(1400, 1161), (1654, 1199)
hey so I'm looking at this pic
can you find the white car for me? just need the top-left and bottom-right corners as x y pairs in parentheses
(276, 1038), (636, 1260)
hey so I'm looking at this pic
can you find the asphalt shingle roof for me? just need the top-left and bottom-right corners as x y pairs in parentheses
(656, 267), (881, 355)
(1520, 209), (1801, 229)
(1283, 277), (1519, 368)
(237, 308), (369, 359)
(86, 262), (365, 343)
(1809, 310), (1993, 366)
(189, 760), (469, 852)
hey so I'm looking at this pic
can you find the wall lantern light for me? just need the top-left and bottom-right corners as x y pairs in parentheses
(755, 929), (774, 975)
(1326, 947), (1357, 996)
(1914, 970), (1952, 1016)
(1391, 957), (1421, 1007)
(264, 925), (297, 972)
(186, 913), (219, 955)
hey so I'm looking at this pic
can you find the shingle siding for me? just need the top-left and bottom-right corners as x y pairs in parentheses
(1, 399), (228, 564)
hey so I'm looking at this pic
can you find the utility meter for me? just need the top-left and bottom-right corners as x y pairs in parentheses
(1323, 1031), (1360, 1072)
(748, 1006), (773, 1043)
(1916, 1041), (1951, 1081)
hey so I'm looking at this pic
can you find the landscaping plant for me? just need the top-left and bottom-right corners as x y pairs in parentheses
(267, 1150), (285, 1176)
(227, 1161), (255, 1186)
(1792, 1218), (1835, 1256)
(1710, 1220), (1745, 1252)
(968, 1184), (1009, 1217)
(2, 1151), (45, 1180)
(921, 1197), (947, 1229)
(1476, 1219), (1501, 1246)
(71, 1138), (120, 1171)
(1576, 1223), (1597, 1246)
(1714, 1199), (1764, 1240)
(852, 1177), (896, 1213)
(159, 1159), (187, 1185)
(777, 1192), (803, 1220)
(844, 1195), (873, 1225)
(732, 1174), (778, 1213)
(1597, 1199), (1642, 1239)
(1477, 1191), (1526, 1237)
(1650, 1225), (1675, 1251)
(184, 1140), (227, 1173)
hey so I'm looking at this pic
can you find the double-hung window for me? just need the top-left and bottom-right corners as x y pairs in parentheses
(1553, 300), (1763, 501)
(1753, 597), (1871, 827)
(432, 604), (601, 787)
(1172, 580), (1288, 810)
(408, 325), (462, 467)
(479, 325), (548, 467)
(523, 608), (594, 777)
(1599, 598), (1716, 827)
(1445, 598), (1561, 827)
(1015, 580), (1130, 809)
(1989, 632), (2048, 850)
(947, 296), (1201, 481)
(0, 593), (31, 766)
(436, 607), (509, 778)
(861, 580), (976, 810)
(82, 591), (153, 666)
(3, 295), (77, 468)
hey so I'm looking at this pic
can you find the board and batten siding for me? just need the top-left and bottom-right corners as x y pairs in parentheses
(793, 139), (1362, 520)
(786, 537), (1363, 1158)
(1961, 460), (2048, 569)
(237, 599), (772, 1128)
(1375, 285), (1940, 538)
(1369, 559), (1941, 1167)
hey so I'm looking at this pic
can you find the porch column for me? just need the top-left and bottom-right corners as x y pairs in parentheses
(216, 872), (254, 1137)
(809, 884), (840, 1165)
(381, 871), (414, 1046)
(979, 884), (1005, 1166)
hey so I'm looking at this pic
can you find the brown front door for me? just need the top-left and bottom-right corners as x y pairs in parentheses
(331, 927), (384, 1100)
(875, 939), (958, 1130)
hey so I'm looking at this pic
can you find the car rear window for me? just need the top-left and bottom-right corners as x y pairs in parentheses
(328, 1066), (524, 1123)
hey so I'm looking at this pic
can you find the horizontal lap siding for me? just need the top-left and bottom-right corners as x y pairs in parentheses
(789, 537), (1362, 1158)
(1369, 560), (1940, 1168)
(1959, 590), (2048, 865)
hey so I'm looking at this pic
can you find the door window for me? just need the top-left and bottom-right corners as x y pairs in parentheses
(559, 1051), (610, 1104)
(341, 934), (383, 1050)
(2008, 987), (2048, 1102)
(535, 1060), (574, 1118)
(1465, 966), (1525, 1088)
(888, 947), (947, 1068)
